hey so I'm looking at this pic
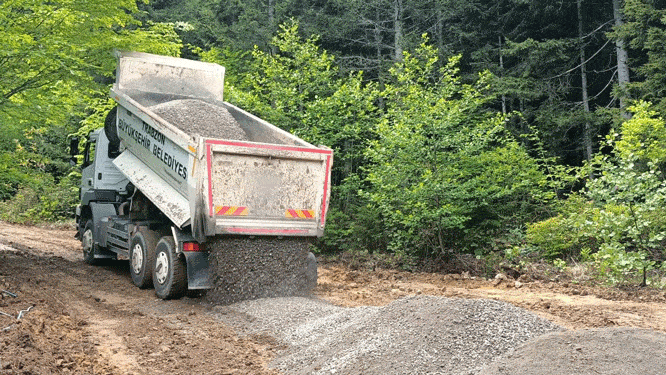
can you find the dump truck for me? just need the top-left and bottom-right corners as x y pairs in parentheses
(72, 51), (332, 301)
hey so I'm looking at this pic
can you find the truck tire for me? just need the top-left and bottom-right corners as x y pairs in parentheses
(153, 236), (187, 299)
(104, 106), (119, 146)
(129, 229), (158, 289)
(82, 220), (99, 265)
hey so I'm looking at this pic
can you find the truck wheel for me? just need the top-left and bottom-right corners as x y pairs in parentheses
(104, 107), (119, 145)
(82, 220), (98, 265)
(129, 229), (158, 289)
(153, 236), (187, 300)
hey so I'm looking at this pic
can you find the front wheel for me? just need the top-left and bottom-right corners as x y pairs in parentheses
(82, 220), (98, 265)
(153, 236), (187, 300)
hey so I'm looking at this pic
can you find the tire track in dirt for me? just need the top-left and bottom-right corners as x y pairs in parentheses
(0, 223), (279, 374)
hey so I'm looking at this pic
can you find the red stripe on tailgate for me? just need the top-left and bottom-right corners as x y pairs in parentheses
(320, 155), (332, 226)
(207, 144), (214, 216)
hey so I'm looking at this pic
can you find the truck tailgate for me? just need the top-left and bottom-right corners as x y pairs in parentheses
(205, 140), (332, 237)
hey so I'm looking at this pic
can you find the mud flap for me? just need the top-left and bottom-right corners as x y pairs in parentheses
(184, 251), (212, 289)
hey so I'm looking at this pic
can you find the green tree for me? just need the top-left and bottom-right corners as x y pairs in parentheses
(0, 0), (183, 222)
(231, 21), (342, 131)
(365, 38), (546, 256)
(613, 0), (666, 111)
(202, 22), (383, 251)
(471, 0), (621, 167)
(0, 0), (181, 129)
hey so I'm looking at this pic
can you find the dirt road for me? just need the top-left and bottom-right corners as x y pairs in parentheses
(0, 222), (665, 374)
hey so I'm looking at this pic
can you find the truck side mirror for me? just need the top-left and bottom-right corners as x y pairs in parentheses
(69, 137), (79, 166)
(81, 141), (92, 168)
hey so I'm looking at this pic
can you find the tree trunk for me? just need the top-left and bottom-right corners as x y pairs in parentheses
(374, 7), (382, 63)
(499, 36), (507, 115)
(578, 0), (593, 162)
(393, 0), (404, 61)
(436, 8), (444, 57)
(374, 6), (386, 108)
(613, 0), (630, 114)
(268, 0), (276, 54)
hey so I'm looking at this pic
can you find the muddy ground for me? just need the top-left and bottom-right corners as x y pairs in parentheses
(0, 221), (665, 374)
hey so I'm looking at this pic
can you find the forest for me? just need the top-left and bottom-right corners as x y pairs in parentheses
(3, 0), (666, 286)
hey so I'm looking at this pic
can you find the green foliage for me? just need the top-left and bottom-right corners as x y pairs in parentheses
(149, 0), (294, 52)
(526, 194), (598, 259)
(0, 152), (31, 200)
(528, 101), (666, 285)
(0, 178), (78, 225)
(0, 0), (182, 130)
(0, 148), (78, 224)
(233, 21), (341, 132)
(364, 38), (548, 257)
(196, 46), (251, 88)
(209, 21), (384, 253)
(591, 243), (656, 285)
(0, 0), (184, 223)
(614, 100), (666, 166)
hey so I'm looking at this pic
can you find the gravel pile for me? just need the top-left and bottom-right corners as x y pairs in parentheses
(479, 327), (666, 375)
(123, 89), (185, 108)
(206, 236), (316, 305)
(213, 295), (562, 375)
(122, 77), (215, 102)
(148, 99), (248, 140)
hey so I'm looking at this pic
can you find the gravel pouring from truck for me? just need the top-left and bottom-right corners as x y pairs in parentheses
(74, 51), (332, 300)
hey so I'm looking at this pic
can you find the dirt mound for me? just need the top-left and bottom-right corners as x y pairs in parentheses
(215, 295), (562, 375)
(149, 99), (248, 140)
(479, 327), (666, 375)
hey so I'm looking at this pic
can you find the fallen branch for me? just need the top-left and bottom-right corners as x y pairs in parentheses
(1, 305), (35, 331)
(17, 305), (33, 320)
(1, 290), (18, 298)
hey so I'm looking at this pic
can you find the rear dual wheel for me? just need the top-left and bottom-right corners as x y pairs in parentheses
(129, 229), (159, 289)
(153, 236), (187, 300)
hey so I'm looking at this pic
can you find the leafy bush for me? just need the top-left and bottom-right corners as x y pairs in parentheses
(526, 194), (598, 259)
(0, 173), (78, 224)
(527, 101), (666, 286)
(0, 145), (78, 224)
(591, 243), (657, 285)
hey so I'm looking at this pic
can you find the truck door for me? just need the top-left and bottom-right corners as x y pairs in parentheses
(80, 131), (98, 200)
(81, 129), (130, 201)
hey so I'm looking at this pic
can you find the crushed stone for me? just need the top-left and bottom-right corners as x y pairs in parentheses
(206, 236), (315, 306)
(148, 99), (248, 140)
(479, 327), (666, 375)
(122, 88), (185, 108)
(212, 295), (562, 374)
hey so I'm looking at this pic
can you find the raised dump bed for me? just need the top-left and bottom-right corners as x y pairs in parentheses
(76, 51), (331, 300)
